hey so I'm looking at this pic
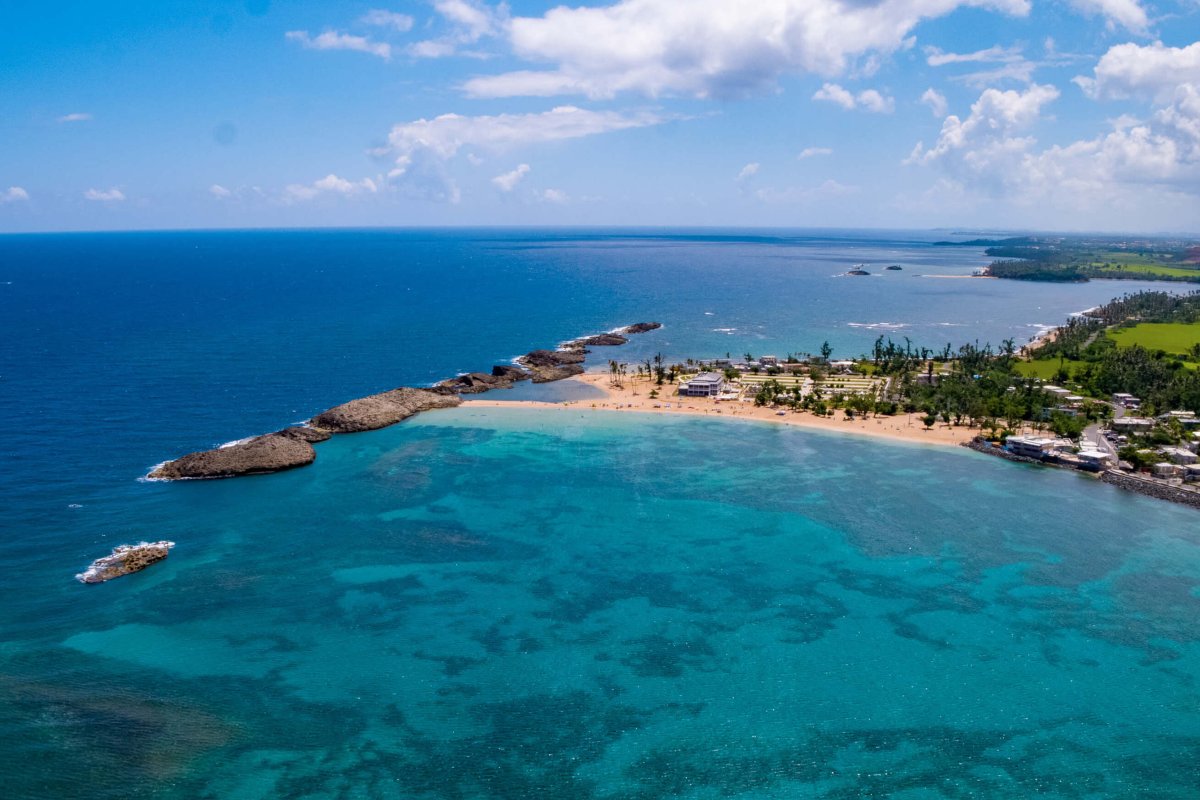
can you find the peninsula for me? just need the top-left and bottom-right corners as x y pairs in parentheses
(147, 322), (662, 480)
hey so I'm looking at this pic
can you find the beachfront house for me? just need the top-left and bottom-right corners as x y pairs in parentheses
(1185, 464), (1200, 482)
(1006, 435), (1056, 459)
(680, 372), (726, 397)
(759, 355), (779, 367)
(1077, 449), (1114, 471)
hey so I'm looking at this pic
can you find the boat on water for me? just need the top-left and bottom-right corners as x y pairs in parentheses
(846, 264), (871, 276)
(886, 265), (903, 271)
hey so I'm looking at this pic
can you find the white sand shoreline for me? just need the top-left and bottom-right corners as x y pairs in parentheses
(463, 372), (983, 449)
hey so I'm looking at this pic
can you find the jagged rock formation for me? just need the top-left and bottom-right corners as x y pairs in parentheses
(573, 333), (628, 347)
(492, 365), (530, 381)
(310, 387), (462, 433)
(437, 369), (530, 394)
(517, 349), (587, 383)
(77, 541), (175, 583)
(149, 431), (318, 479)
(620, 322), (662, 334)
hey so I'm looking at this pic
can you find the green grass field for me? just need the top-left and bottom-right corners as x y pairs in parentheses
(1108, 322), (1200, 357)
(1091, 262), (1200, 279)
(1014, 359), (1075, 380)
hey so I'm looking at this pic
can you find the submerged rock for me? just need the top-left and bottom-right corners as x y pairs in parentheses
(309, 387), (461, 433)
(149, 432), (317, 480)
(77, 541), (175, 583)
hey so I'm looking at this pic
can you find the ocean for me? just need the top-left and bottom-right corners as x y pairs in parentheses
(2, 229), (1198, 798)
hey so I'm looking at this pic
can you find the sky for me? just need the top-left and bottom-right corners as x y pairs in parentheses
(4, 0), (1200, 233)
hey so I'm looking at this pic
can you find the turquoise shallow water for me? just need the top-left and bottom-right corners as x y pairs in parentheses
(3, 229), (1199, 797)
(6, 407), (1200, 798)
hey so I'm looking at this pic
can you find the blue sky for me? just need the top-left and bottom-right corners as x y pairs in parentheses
(3, 0), (1200, 232)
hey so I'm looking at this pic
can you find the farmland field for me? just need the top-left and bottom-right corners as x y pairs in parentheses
(1107, 322), (1200, 356)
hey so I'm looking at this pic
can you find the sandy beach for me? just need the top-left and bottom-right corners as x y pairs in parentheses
(463, 372), (983, 449)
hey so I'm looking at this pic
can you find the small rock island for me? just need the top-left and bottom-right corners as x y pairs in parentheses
(77, 541), (176, 583)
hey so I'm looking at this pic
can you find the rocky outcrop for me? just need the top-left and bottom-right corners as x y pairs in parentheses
(77, 541), (175, 583)
(149, 320), (662, 480)
(437, 368), (531, 394)
(309, 387), (461, 433)
(517, 349), (588, 383)
(619, 322), (662, 334)
(149, 431), (318, 479)
(276, 425), (332, 443)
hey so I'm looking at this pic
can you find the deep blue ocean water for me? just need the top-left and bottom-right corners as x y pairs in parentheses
(2, 229), (1199, 798)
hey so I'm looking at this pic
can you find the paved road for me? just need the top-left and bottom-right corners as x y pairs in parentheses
(1084, 401), (1124, 459)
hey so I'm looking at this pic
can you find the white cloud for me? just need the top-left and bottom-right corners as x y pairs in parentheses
(492, 163), (531, 191)
(83, 188), (125, 202)
(57, 112), (92, 123)
(463, 0), (1031, 100)
(813, 83), (894, 113)
(381, 105), (664, 202)
(921, 88), (948, 117)
(466, 153), (485, 166)
(1075, 41), (1200, 102)
(361, 9), (414, 32)
(282, 174), (378, 203)
(409, 0), (505, 59)
(737, 162), (760, 180)
(1068, 0), (1149, 35)
(798, 147), (833, 159)
(541, 188), (569, 203)
(2, 186), (30, 203)
(907, 79), (1200, 224)
(924, 44), (1023, 67)
(209, 184), (232, 198)
(907, 83), (1060, 168)
(286, 30), (392, 60)
(755, 180), (858, 203)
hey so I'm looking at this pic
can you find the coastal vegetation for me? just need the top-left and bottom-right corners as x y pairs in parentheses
(941, 235), (1200, 283)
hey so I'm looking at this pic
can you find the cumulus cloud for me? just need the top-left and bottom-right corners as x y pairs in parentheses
(1075, 41), (1200, 102)
(361, 9), (414, 32)
(908, 78), (1200, 222)
(380, 105), (664, 202)
(2, 186), (30, 203)
(286, 30), (392, 60)
(798, 147), (833, 159)
(921, 88), (948, 117)
(282, 174), (378, 203)
(541, 188), (569, 203)
(907, 83), (1060, 168)
(492, 163), (531, 191)
(737, 162), (760, 180)
(462, 0), (1030, 99)
(57, 112), (92, 123)
(1067, 0), (1149, 35)
(813, 83), (894, 113)
(83, 188), (125, 202)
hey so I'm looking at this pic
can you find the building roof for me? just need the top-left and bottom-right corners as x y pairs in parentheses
(688, 372), (724, 384)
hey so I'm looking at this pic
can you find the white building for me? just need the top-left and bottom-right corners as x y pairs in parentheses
(1154, 463), (1185, 478)
(1007, 435), (1056, 459)
(679, 372), (726, 397)
(1160, 447), (1198, 466)
(1077, 449), (1114, 470)
(1112, 417), (1155, 433)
